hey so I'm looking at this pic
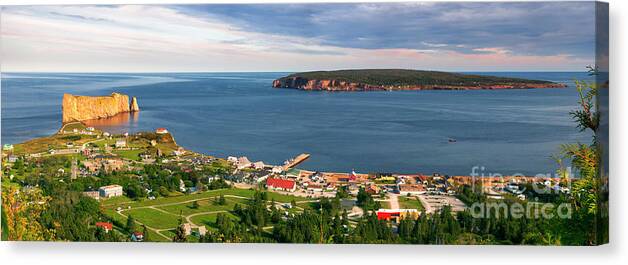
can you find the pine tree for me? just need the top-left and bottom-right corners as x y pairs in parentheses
(142, 225), (149, 242)
(126, 215), (136, 233)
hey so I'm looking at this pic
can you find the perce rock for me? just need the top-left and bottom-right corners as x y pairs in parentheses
(62, 92), (139, 123)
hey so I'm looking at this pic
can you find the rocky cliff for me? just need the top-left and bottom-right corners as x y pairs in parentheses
(272, 69), (567, 91)
(62, 93), (139, 123)
(272, 77), (567, 91)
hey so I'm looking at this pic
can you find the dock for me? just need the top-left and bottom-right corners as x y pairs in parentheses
(282, 153), (310, 171)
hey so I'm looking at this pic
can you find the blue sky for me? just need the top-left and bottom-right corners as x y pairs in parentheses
(1, 2), (597, 72)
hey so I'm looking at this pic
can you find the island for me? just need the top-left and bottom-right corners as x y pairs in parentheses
(62, 92), (140, 123)
(272, 69), (567, 91)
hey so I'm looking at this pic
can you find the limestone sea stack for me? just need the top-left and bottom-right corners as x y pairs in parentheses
(130, 96), (140, 112)
(62, 92), (139, 123)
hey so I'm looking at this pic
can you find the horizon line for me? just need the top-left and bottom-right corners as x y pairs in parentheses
(1, 70), (592, 74)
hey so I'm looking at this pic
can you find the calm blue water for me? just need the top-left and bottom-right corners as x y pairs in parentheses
(1, 72), (593, 175)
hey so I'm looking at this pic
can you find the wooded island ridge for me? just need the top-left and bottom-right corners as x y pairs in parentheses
(272, 69), (567, 91)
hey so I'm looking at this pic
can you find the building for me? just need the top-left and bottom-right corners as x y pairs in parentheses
(198, 226), (207, 236)
(82, 191), (100, 200)
(306, 184), (324, 193)
(252, 161), (266, 169)
(236, 156), (252, 169)
(266, 177), (296, 192)
(95, 222), (113, 233)
(155, 128), (169, 134)
(3, 144), (14, 151)
(376, 209), (420, 222)
(83, 160), (100, 173)
(103, 159), (125, 172)
(7, 155), (18, 163)
(115, 139), (126, 148)
(182, 223), (192, 236)
(99, 184), (123, 198)
(131, 231), (144, 242)
(365, 184), (380, 195)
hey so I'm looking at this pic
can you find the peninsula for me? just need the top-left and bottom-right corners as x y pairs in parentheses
(272, 69), (567, 91)
(62, 92), (140, 123)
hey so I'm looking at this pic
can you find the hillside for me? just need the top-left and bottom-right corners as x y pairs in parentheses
(272, 69), (566, 91)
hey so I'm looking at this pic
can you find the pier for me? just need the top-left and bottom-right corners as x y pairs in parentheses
(283, 153), (310, 170)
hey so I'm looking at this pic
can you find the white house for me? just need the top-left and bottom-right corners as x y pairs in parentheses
(98, 185), (123, 198)
(115, 139), (126, 148)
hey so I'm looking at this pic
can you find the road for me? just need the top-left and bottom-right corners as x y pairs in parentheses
(388, 193), (400, 209)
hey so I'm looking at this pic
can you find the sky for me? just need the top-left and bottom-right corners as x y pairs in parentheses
(0, 2), (597, 72)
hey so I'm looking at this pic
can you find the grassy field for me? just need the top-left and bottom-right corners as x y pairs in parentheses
(156, 198), (236, 216)
(189, 212), (239, 229)
(398, 196), (425, 211)
(100, 187), (316, 242)
(112, 149), (144, 161)
(124, 208), (181, 229)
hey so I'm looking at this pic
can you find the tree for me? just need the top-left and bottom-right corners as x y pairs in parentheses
(192, 201), (200, 209)
(218, 194), (227, 205)
(172, 216), (187, 243)
(126, 215), (136, 233)
(1, 186), (55, 241)
(142, 225), (149, 242)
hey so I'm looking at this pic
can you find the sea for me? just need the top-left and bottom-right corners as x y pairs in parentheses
(1, 72), (594, 176)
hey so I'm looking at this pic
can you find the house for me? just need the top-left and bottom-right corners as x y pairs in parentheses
(82, 191), (100, 200)
(306, 184), (324, 193)
(182, 223), (192, 236)
(266, 177), (296, 192)
(398, 184), (426, 195)
(95, 222), (113, 233)
(103, 159), (125, 172)
(365, 184), (380, 195)
(3, 144), (14, 151)
(252, 161), (265, 169)
(99, 184), (123, 198)
(131, 231), (144, 242)
(227, 156), (238, 163)
(103, 132), (111, 137)
(83, 160), (100, 173)
(172, 147), (185, 156)
(271, 166), (284, 174)
(86, 127), (95, 132)
(198, 226), (207, 236)
(155, 128), (169, 134)
(7, 155), (18, 163)
(237, 156), (252, 169)
(66, 142), (74, 148)
(115, 139), (126, 148)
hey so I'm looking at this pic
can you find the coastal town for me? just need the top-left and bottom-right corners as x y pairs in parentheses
(2, 114), (571, 242)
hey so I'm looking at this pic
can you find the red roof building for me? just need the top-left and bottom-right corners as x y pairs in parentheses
(155, 128), (169, 134)
(95, 222), (113, 233)
(266, 177), (296, 192)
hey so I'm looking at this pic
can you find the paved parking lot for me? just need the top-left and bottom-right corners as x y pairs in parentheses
(418, 194), (466, 214)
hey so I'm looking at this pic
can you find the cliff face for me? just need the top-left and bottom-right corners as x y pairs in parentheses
(62, 93), (138, 123)
(272, 77), (566, 91)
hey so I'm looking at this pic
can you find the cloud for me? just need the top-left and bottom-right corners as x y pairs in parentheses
(0, 3), (597, 72)
(472, 47), (511, 54)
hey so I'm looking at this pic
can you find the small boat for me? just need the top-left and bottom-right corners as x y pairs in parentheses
(448, 138), (457, 143)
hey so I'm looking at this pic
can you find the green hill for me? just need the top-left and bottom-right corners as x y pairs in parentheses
(279, 69), (555, 87)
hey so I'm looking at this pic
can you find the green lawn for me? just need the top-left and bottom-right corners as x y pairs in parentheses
(398, 196), (425, 211)
(189, 212), (239, 228)
(113, 149), (144, 161)
(156, 198), (236, 216)
(124, 208), (181, 229)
